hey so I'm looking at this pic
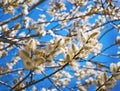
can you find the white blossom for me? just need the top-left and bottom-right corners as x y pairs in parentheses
(110, 63), (118, 74)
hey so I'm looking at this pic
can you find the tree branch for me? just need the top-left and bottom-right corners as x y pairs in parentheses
(0, 0), (45, 26)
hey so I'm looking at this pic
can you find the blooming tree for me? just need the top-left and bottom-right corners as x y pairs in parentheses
(0, 0), (120, 91)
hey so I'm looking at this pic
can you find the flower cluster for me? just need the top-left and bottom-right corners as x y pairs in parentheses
(18, 39), (46, 74)
(52, 70), (73, 87)
(1, 0), (38, 15)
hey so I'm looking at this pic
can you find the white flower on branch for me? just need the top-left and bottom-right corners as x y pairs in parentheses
(32, 86), (37, 91)
(24, 17), (32, 29)
(25, 38), (37, 51)
(89, 30), (100, 39)
(41, 88), (57, 91)
(117, 62), (120, 69)
(105, 77), (116, 89)
(19, 32), (26, 37)
(18, 50), (34, 70)
(78, 85), (87, 91)
(75, 70), (86, 80)
(2, 24), (8, 31)
(92, 43), (102, 56)
(69, 61), (80, 71)
(6, 63), (13, 70)
(47, 30), (55, 37)
(1, 0), (8, 6)
(113, 72), (120, 80)
(85, 77), (94, 85)
(22, 4), (29, 15)
(14, 23), (21, 31)
(72, 44), (79, 54)
(115, 36), (120, 45)
(110, 63), (118, 74)
(7, 5), (14, 15)
(34, 64), (45, 74)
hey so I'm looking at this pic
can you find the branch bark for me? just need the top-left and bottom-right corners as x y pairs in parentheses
(0, 0), (45, 26)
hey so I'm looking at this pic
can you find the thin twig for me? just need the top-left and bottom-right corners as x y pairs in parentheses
(41, 71), (62, 91)
(10, 71), (31, 91)
(0, 81), (12, 88)
(0, 68), (24, 76)
(17, 63), (69, 91)
(95, 76), (113, 91)
(0, 0), (45, 26)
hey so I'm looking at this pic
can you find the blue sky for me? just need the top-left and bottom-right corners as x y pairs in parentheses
(0, 0), (120, 91)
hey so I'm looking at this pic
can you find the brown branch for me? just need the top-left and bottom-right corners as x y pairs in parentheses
(98, 27), (114, 40)
(10, 71), (31, 91)
(17, 63), (69, 91)
(0, 0), (45, 26)
(0, 68), (24, 76)
(41, 71), (62, 91)
(90, 44), (115, 60)
(95, 76), (113, 91)
(0, 81), (12, 88)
